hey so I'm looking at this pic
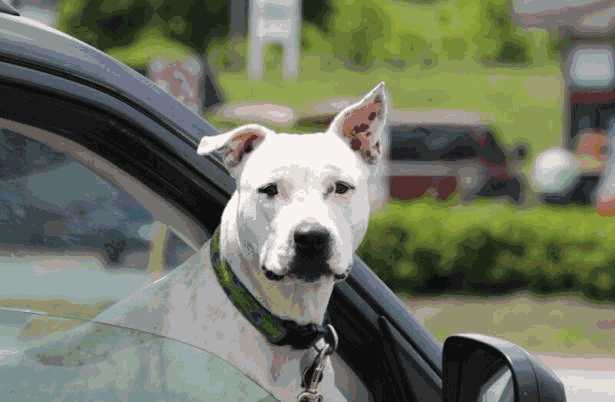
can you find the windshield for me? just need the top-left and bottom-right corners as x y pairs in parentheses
(0, 308), (278, 402)
(389, 125), (506, 163)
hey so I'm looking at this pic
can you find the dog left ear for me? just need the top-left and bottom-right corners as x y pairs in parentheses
(197, 124), (271, 174)
(328, 82), (387, 164)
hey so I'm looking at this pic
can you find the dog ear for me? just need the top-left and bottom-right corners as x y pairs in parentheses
(328, 82), (387, 164)
(197, 124), (271, 173)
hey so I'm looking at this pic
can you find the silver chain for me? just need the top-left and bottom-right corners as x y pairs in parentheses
(297, 324), (338, 402)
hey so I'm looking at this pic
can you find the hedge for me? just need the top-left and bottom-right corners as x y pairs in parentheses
(106, 26), (194, 72)
(357, 200), (615, 301)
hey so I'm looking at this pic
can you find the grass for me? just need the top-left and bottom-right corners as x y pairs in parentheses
(405, 293), (615, 356)
(214, 59), (564, 162)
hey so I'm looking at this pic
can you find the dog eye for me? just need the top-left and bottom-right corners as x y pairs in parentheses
(258, 184), (278, 197)
(334, 181), (354, 194)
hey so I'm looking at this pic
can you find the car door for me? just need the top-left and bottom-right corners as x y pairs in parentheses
(0, 53), (446, 400)
(0, 83), (287, 401)
(0, 69), (393, 402)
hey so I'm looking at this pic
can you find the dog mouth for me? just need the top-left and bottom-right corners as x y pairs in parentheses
(262, 260), (351, 284)
(262, 265), (350, 283)
(261, 266), (285, 281)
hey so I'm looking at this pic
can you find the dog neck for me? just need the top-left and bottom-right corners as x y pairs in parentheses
(217, 196), (334, 326)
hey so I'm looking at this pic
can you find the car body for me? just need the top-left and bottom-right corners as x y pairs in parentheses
(298, 101), (527, 205)
(0, 5), (564, 402)
(387, 110), (528, 204)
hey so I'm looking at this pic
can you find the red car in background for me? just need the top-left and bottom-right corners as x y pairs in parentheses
(387, 110), (528, 204)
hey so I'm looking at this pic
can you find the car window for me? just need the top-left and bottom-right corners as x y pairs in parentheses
(0, 87), (374, 402)
(0, 119), (208, 317)
(0, 309), (278, 402)
(389, 125), (478, 161)
(572, 103), (597, 145)
(0, 117), (282, 401)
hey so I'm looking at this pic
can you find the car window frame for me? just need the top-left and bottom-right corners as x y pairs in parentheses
(0, 61), (443, 402)
(0, 117), (207, 252)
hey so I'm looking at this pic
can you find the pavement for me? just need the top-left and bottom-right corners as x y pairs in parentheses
(537, 354), (615, 402)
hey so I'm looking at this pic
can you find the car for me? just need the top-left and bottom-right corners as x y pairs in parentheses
(387, 110), (528, 204)
(298, 101), (528, 205)
(0, 4), (565, 402)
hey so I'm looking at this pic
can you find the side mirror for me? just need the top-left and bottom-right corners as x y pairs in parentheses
(511, 143), (529, 161)
(443, 334), (566, 402)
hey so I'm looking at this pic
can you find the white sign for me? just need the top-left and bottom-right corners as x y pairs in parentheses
(248, 0), (301, 80)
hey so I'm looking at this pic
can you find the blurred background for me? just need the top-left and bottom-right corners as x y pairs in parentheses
(9, 0), (615, 394)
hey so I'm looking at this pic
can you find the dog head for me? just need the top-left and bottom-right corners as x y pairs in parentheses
(198, 83), (387, 284)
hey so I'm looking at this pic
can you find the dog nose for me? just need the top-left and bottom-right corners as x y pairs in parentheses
(293, 223), (331, 254)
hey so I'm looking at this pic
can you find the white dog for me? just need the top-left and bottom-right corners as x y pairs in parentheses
(0, 83), (387, 402)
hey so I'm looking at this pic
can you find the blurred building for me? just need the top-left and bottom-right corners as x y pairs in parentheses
(514, 0), (615, 205)
(513, 0), (615, 37)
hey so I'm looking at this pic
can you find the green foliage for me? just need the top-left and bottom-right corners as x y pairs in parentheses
(472, 0), (531, 64)
(358, 200), (615, 301)
(58, 0), (156, 51)
(58, 0), (334, 56)
(58, 0), (228, 54)
(206, 21), (336, 74)
(58, 0), (557, 70)
(106, 26), (193, 70)
(207, 36), (248, 72)
(328, 0), (392, 69)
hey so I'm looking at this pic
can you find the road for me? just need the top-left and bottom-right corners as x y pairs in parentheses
(538, 355), (615, 401)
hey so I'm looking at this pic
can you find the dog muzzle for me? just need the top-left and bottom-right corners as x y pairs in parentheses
(210, 227), (337, 349)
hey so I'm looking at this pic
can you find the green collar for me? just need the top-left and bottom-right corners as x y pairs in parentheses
(209, 227), (329, 349)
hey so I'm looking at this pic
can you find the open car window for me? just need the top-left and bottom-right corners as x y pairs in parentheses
(0, 116), (282, 401)
(0, 96), (374, 401)
(0, 309), (278, 402)
(0, 119), (208, 320)
(389, 125), (507, 164)
(390, 125), (479, 161)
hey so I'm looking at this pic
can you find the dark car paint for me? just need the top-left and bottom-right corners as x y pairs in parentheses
(0, 10), (443, 401)
(388, 124), (523, 203)
(0, 0), (17, 16)
(444, 334), (566, 402)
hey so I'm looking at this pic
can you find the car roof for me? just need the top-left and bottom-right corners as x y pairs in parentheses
(0, 0), (18, 16)
(388, 109), (489, 127)
(0, 12), (217, 144)
(297, 96), (491, 129)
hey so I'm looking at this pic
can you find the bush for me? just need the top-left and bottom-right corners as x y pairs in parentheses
(106, 26), (193, 71)
(472, 0), (532, 64)
(59, 0), (340, 58)
(358, 200), (615, 301)
(328, 0), (392, 69)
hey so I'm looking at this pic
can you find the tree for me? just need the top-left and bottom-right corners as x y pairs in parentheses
(58, 0), (332, 55)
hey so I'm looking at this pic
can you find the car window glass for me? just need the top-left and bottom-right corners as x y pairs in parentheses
(572, 104), (596, 144)
(384, 319), (442, 402)
(0, 310), (278, 402)
(330, 353), (375, 402)
(390, 126), (478, 161)
(0, 119), (208, 321)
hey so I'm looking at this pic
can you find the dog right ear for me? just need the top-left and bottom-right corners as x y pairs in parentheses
(197, 124), (271, 175)
(327, 82), (387, 165)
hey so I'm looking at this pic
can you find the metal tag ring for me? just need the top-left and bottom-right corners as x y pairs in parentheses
(298, 391), (324, 402)
(324, 324), (338, 355)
